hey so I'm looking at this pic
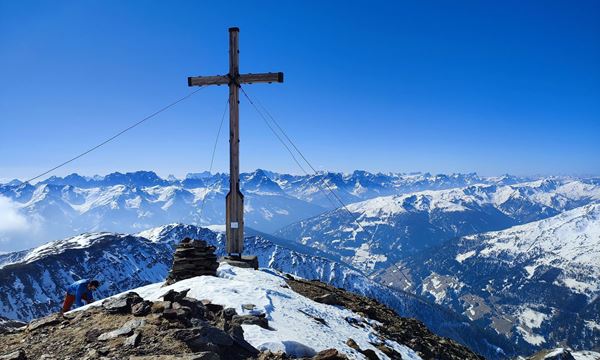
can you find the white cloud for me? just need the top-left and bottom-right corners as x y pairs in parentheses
(0, 196), (28, 237)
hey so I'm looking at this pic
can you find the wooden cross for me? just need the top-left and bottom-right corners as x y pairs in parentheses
(187, 27), (283, 257)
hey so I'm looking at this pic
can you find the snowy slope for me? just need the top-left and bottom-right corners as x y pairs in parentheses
(81, 263), (423, 359)
(378, 203), (600, 353)
(0, 223), (513, 358)
(276, 179), (600, 272)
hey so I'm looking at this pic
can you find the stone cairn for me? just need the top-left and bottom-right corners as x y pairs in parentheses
(165, 237), (218, 285)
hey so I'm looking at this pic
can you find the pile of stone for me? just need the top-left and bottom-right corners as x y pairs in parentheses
(166, 238), (219, 285)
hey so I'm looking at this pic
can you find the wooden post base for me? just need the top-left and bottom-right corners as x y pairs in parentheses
(219, 255), (259, 270)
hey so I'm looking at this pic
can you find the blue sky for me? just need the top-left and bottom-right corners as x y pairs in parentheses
(1, 0), (599, 180)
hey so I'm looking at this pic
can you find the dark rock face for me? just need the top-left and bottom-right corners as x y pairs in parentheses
(166, 238), (219, 284)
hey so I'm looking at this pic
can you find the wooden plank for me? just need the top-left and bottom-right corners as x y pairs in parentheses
(226, 27), (245, 255)
(239, 72), (284, 84)
(187, 75), (229, 87)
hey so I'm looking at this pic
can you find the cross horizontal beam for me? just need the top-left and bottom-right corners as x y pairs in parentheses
(188, 72), (284, 87)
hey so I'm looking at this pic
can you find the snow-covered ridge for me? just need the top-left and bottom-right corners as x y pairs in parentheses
(21, 232), (123, 264)
(277, 179), (600, 272)
(82, 263), (422, 359)
(0, 169), (550, 252)
(471, 202), (600, 269)
(346, 179), (600, 217)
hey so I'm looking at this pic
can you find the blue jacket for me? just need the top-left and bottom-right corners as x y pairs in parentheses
(67, 279), (94, 308)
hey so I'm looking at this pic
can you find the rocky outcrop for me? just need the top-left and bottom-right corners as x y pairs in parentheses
(0, 317), (26, 335)
(286, 276), (484, 360)
(0, 290), (346, 360)
(166, 238), (219, 284)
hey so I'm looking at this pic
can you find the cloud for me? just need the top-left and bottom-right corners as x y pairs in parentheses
(0, 196), (28, 237)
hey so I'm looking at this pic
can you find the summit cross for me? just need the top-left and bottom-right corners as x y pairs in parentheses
(187, 27), (284, 259)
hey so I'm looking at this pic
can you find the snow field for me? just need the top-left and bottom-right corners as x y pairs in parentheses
(85, 263), (422, 360)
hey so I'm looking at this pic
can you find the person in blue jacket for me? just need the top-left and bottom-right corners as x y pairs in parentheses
(60, 279), (100, 314)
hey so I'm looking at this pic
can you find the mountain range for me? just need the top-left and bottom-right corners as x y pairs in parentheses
(0, 170), (536, 252)
(276, 179), (600, 272)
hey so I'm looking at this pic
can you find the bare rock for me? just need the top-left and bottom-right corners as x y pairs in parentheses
(162, 308), (189, 322)
(98, 318), (145, 341)
(346, 339), (379, 360)
(27, 314), (61, 331)
(257, 351), (289, 360)
(161, 289), (190, 303)
(124, 332), (142, 347)
(101, 292), (142, 315)
(222, 308), (237, 321)
(0, 350), (26, 360)
(231, 314), (269, 329)
(179, 297), (206, 318)
(173, 326), (234, 351)
(313, 349), (348, 360)
(131, 301), (153, 317)
(151, 301), (172, 313)
(130, 354), (219, 360)
(241, 304), (256, 311)
(0, 318), (26, 335)
(85, 328), (102, 342)
(83, 349), (100, 360)
(314, 293), (342, 306)
(227, 324), (260, 355)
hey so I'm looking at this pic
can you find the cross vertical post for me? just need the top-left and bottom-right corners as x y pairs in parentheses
(187, 27), (283, 265)
(226, 27), (243, 256)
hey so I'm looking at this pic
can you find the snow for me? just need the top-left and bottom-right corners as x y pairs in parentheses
(455, 250), (476, 263)
(206, 224), (226, 233)
(22, 232), (117, 263)
(560, 278), (595, 294)
(543, 348), (600, 360)
(516, 307), (548, 346)
(516, 325), (546, 346)
(545, 348), (566, 358)
(519, 308), (547, 329)
(352, 242), (388, 270)
(474, 203), (600, 290)
(585, 320), (600, 331)
(82, 263), (422, 360)
(572, 350), (600, 360)
(524, 265), (538, 279)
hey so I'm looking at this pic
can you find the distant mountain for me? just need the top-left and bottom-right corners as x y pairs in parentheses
(376, 203), (600, 354)
(0, 170), (541, 252)
(276, 179), (600, 272)
(0, 224), (517, 359)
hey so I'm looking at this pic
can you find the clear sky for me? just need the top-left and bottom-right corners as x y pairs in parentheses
(1, 0), (599, 181)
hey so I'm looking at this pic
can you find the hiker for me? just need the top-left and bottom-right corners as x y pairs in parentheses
(60, 279), (100, 314)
